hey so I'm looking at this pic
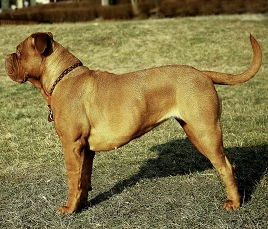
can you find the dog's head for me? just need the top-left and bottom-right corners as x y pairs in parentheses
(5, 32), (54, 83)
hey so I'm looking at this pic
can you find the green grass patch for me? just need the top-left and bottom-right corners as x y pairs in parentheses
(0, 15), (267, 228)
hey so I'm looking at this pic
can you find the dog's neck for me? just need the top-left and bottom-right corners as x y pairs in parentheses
(46, 62), (83, 122)
(27, 77), (48, 99)
(49, 62), (83, 97)
(35, 42), (82, 99)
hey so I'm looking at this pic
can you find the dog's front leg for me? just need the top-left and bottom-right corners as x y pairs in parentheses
(58, 137), (95, 214)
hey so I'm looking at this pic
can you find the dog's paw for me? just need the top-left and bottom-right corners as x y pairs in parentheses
(223, 199), (240, 211)
(58, 205), (76, 214)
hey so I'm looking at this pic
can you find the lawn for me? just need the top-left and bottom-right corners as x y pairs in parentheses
(0, 14), (267, 228)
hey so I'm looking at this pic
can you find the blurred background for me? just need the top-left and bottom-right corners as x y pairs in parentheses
(0, 0), (268, 25)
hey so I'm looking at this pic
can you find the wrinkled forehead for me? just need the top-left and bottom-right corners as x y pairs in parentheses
(16, 36), (32, 51)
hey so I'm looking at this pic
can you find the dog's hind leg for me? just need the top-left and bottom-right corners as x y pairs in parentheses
(177, 118), (240, 210)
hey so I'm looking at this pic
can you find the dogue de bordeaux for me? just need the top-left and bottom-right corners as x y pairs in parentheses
(5, 32), (262, 214)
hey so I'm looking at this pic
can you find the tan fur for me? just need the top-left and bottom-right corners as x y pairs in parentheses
(6, 33), (262, 214)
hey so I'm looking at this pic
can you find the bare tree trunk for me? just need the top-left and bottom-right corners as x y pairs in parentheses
(131, 0), (140, 16)
(102, 0), (109, 6)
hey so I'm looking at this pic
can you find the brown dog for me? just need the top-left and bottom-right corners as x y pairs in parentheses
(5, 32), (262, 214)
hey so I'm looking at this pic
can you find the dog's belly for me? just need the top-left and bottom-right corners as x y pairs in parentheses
(88, 133), (133, 151)
(88, 122), (159, 151)
(88, 107), (180, 152)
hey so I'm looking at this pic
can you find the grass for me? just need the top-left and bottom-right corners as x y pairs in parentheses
(0, 14), (267, 228)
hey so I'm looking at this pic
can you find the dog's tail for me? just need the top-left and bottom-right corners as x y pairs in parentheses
(202, 35), (262, 85)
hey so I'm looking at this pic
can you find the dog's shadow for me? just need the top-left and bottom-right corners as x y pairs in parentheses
(89, 139), (267, 207)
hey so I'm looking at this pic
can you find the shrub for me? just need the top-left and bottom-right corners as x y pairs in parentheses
(159, 0), (222, 17)
(244, 0), (268, 13)
(220, 0), (245, 14)
(98, 4), (133, 20)
(198, 0), (221, 15)
(137, 1), (157, 18)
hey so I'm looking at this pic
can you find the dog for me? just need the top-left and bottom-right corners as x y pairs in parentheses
(5, 32), (262, 214)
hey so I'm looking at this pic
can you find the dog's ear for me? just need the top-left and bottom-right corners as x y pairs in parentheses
(31, 32), (53, 56)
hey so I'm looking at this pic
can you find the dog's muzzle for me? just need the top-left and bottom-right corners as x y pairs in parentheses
(5, 54), (15, 76)
(5, 54), (27, 83)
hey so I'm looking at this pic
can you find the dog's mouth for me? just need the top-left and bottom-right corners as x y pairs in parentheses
(5, 54), (27, 83)
(5, 54), (15, 76)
